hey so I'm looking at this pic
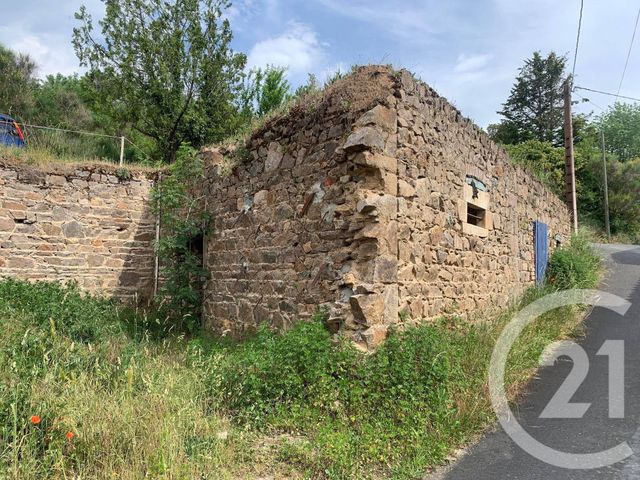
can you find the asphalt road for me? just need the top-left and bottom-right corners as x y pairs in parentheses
(437, 244), (640, 480)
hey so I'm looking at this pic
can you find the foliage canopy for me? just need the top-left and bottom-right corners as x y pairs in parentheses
(73, 0), (247, 162)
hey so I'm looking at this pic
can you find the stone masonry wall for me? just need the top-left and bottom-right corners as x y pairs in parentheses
(392, 71), (571, 320)
(0, 159), (157, 300)
(202, 66), (571, 346)
(201, 67), (400, 340)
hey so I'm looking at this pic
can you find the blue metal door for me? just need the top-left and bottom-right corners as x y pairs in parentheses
(534, 220), (549, 285)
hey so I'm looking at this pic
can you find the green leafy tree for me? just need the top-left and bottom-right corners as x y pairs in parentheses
(72, 0), (247, 162)
(597, 102), (640, 162)
(32, 74), (93, 129)
(607, 158), (640, 235)
(580, 154), (640, 236)
(494, 52), (567, 145)
(256, 66), (292, 116)
(0, 43), (36, 118)
(503, 140), (565, 194)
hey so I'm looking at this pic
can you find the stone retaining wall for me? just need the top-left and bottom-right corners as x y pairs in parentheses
(0, 160), (157, 300)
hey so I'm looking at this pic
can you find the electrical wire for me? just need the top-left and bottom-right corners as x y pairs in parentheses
(574, 85), (640, 103)
(576, 94), (604, 111)
(571, 0), (584, 83)
(616, 6), (640, 97)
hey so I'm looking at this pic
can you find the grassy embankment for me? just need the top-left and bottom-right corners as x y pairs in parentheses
(0, 233), (601, 479)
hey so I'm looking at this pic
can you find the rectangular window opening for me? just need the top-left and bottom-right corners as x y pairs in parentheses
(466, 204), (486, 227)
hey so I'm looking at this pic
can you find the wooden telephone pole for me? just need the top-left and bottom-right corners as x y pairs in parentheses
(563, 79), (578, 232)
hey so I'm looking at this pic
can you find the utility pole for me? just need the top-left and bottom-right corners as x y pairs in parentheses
(600, 130), (611, 241)
(563, 79), (578, 232)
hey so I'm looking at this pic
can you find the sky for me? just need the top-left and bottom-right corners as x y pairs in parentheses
(1, 0), (640, 127)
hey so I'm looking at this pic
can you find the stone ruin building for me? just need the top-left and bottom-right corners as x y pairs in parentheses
(200, 66), (570, 346)
(0, 66), (570, 348)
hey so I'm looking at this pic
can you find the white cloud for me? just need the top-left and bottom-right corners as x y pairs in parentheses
(8, 34), (81, 78)
(454, 53), (493, 74)
(247, 22), (325, 74)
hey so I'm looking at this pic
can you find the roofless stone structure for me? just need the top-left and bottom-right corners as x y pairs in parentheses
(200, 66), (571, 347)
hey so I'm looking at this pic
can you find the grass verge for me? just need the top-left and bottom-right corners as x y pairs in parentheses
(0, 233), (601, 479)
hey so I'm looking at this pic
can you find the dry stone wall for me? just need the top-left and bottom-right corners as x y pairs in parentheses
(0, 159), (157, 300)
(201, 66), (571, 347)
(201, 67), (399, 339)
(392, 71), (571, 321)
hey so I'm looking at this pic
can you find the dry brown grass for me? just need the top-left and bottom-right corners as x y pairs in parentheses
(0, 145), (164, 177)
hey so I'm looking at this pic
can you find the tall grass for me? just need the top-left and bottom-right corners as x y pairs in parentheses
(0, 233), (602, 479)
(0, 279), (298, 479)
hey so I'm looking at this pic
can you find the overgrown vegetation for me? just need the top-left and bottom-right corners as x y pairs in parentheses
(1, 234), (602, 479)
(150, 144), (210, 331)
(0, 278), (276, 479)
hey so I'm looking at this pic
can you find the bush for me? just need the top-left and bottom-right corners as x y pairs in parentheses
(546, 232), (602, 290)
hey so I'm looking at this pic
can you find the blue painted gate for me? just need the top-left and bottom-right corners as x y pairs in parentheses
(534, 220), (549, 285)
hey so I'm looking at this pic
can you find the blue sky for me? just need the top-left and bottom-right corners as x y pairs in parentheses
(1, 0), (639, 126)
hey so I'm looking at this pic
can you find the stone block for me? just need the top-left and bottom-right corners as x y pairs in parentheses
(47, 175), (67, 186)
(398, 179), (415, 197)
(352, 151), (397, 173)
(355, 105), (397, 133)
(62, 221), (85, 238)
(362, 324), (388, 349)
(356, 194), (397, 219)
(0, 217), (14, 232)
(265, 142), (283, 172)
(373, 255), (397, 283)
(343, 127), (386, 153)
(254, 189), (269, 205)
(350, 293), (385, 326)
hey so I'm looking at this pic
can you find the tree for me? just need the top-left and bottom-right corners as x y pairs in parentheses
(33, 74), (93, 129)
(256, 66), (292, 116)
(503, 140), (565, 195)
(294, 73), (319, 98)
(606, 158), (640, 235)
(0, 43), (37, 118)
(597, 102), (640, 162)
(494, 52), (567, 145)
(73, 0), (247, 162)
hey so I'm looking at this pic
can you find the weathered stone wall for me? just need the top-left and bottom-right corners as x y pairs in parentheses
(392, 71), (571, 321)
(201, 66), (571, 345)
(201, 67), (399, 338)
(0, 159), (157, 300)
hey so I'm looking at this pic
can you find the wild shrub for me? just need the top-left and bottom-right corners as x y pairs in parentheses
(546, 232), (602, 290)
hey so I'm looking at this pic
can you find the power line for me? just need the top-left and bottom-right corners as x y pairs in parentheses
(576, 94), (604, 111)
(616, 6), (640, 97)
(571, 0), (584, 82)
(574, 85), (640, 103)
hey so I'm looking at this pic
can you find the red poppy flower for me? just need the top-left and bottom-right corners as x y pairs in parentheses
(65, 431), (74, 440)
(30, 415), (41, 425)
